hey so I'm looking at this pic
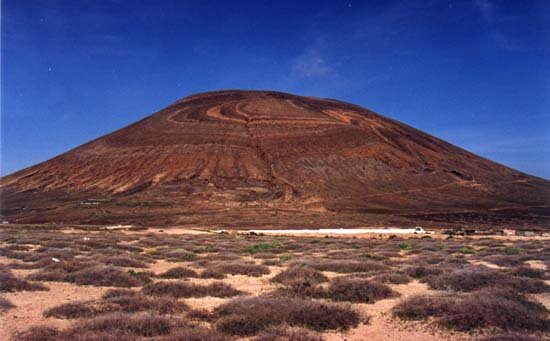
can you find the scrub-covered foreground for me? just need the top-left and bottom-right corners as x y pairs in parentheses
(0, 226), (549, 340)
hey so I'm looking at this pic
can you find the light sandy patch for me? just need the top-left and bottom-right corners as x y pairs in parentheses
(0, 282), (107, 341)
(525, 260), (547, 270)
(187, 273), (278, 296)
(321, 271), (344, 279)
(470, 260), (501, 269)
(0, 255), (20, 266)
(11, 268), (35, 278)
(530, 293), (550, 310)
(324, 281), (468, 341)
(184, 297), (230, 311)
(144, 227), (213, 235)
(147, 259), (195, 275)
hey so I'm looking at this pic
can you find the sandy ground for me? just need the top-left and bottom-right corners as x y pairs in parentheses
(0, 282), (107, 341)
(1, 229), (547, 341)
(147, 258), (469, 341)
(324, 281), (469, 341)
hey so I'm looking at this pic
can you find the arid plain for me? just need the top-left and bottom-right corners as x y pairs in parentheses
(1, 225), (549, 340)
(1, 91), (549, 340)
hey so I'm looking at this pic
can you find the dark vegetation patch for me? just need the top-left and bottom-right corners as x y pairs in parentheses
(308, 260), (388, 274)
(393, 288), (549, 332)
(271, 264), (328, 286)
(243, 241), (280, 254)
(508, 266), (547, 279)
(43, 289), (189, 319)
(156, 327), (230, 341)
(14, 326), (61, 341)
(214, 296), (361, 336)
(323, 278), (398, 303)
(0, 267), (49, 292)
(424, 267), (549, 293)
(73, 312), (173, 337)
(255, 326), (325, 341)
(43, 301), (97, 319)
(485, 255), (526, 267)
(102, 256), (149, 268)
(157, 266), (198, 279)
(198, 252), (241, 262)
(69, 265), (150, 287)
(200, 268), (227, 279)
(187, 308), (215, 322)
(3, 228), (550, 339)
(401, 265), (442, 279)
(372, 272), (411, 285)
(475, 334), (543, 341)
(157, 248), (196, 262)
(208, 261), (270, 277)
(392, 295), (450, 320)
(143, 281), (242, 298)
(0, 296), (15, 311)
(262, 259), (281, 266)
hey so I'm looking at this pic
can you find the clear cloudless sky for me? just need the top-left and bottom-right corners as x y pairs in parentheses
(2, 0), (549, 178)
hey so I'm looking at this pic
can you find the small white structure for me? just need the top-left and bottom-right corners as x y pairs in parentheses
(228, 226), (433, 236)
(103, 224), (134, 231)
(502, 229), (516, 236)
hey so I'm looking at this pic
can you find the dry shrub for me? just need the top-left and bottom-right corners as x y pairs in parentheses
(156, 248), (196, 262)
(187, 308), (215, 322)
(69, 265), (148, 287)
(7, 262), (44, 270)
(324, 278), (398, 303)
(201, 268), (227, 279)
(424, 267), (549, 293)
(102, 291), (188, 314)
(485, 255), (526, 267)
(255, 325), (325, 341)
(75, 312), (172, 337)
(143, 281), (242, 298)
(0, 267), (49, 292)
(272, 264), (328, 286)
(508, 266), (546, 279)
(14, 326), (61, 341)
(209, 261), (270, 277)
(102, 256), (149, 268)
(309, 260), (387, 273)
(44, 301), (97, 319)
(252, 252), (278, 259)
(372, 272), (411, 285)
(156, 327), (230, 341)
(270, 264), (329, 298)
(4, 244), (33, 251)
(414, 254), (445, 265)
(392, 295), (450, 320)
(27, 268), (69, 282)
(158, 266), (198, 279)
(214, 296), (360, 336)
(401, 265), (442, 279)
(262, 259), (281, 266)
(440, 288), (549, 331)
(102, 288), (139, 299)
(200, 252), (242, 262)
(0, 296), (15, 311)
(26, 259), (103, 282)
(476, 334), (543, 341)
(393, 288), (549, 332)
(44, 290), (189, 319)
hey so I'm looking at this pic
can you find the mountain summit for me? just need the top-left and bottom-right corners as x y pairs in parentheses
(2, 90), (549, 228)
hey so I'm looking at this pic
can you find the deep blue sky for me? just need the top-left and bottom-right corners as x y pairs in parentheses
(2, 0), (549, 178)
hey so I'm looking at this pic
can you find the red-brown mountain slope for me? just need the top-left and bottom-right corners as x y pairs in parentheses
(2, 90), (549, 229)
